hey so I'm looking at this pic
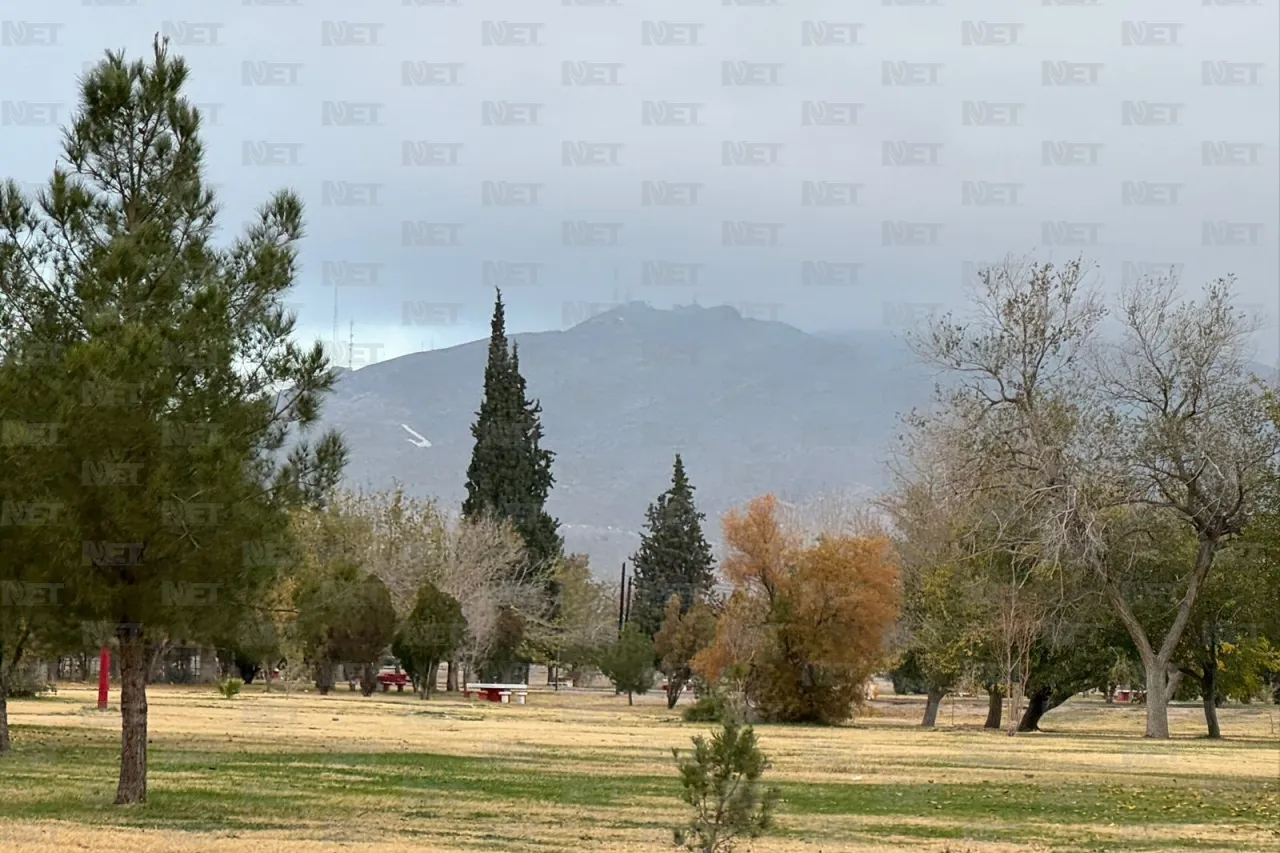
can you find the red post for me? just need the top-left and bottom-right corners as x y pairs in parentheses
(97, 646), (110, 711)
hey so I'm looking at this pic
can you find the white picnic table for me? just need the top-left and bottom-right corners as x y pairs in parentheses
(463, 682), (529, 705)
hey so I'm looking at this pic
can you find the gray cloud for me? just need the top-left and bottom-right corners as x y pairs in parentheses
(2, 0), (1276, 364)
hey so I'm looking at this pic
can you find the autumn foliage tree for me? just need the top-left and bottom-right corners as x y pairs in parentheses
(693, 495), (900, 724)
(654, 594), (718, 709)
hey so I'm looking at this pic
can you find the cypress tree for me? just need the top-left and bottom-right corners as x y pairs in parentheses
(462, 290), (562, 587)
(629, 455), (716, 638)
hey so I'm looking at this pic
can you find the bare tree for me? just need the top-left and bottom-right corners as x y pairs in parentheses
(426, 510), (544, 680)
(781, 488), (888, 540)
(902, 255), (1280, 738)
(888, 257), (1102, 727)
(1081, 275), (1280, 737)
(995, 586), (1045, 737)
(332, 487), (439, 618)
(322, 487), (544, 688)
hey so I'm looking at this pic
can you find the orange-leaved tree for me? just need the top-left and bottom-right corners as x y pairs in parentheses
(693, 495), (900, 724)
(654, 594), (719, 709)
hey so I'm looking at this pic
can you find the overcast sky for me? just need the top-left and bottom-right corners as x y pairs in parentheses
(2, 0), (1277, 366)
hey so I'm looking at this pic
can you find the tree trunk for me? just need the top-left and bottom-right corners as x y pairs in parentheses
(1018, 688), (1051, 732)
(666, 674), (686, 710)
(239, 661), (260, 684)
(1200, 660), (1221, 739)
(0, 649), (10, 755)
(263, 659), (272, 693)
(984, 686), (1003, 729)
(315, 661), (333, 696)
(1103, 539), (1219, 740)
(1143, 660), (1172, 738)
(1105, 683), (1115, 704)
(427, 662), (440, 698)
(1018, 688), (1073, 732)
(147, 642), (167, 683)
(1164, 668), (1183, 704)
(198, 646), (218, 684)
(921, 687), (946, 727)
(360, 663), (377, 697)
(114, 633), (149, 805)
(446, 660), (457, 692)
(627, 690), (633, 706)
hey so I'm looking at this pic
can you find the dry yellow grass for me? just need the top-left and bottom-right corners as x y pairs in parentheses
(4, 684), (1278, 853)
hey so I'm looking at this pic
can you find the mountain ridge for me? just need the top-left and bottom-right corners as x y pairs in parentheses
(307, 304), (934, 575)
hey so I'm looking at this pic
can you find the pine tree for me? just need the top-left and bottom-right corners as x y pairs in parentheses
(462, 290), (562, 588)
(0, 39), (347, 800)
(629, 455), (716, 638)
(598, 624), (657, 705)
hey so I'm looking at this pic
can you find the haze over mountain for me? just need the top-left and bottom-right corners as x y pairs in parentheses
(312, 303), (935, 576)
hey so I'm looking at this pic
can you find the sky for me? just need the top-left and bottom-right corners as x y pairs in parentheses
(2, 0), (1277, 367)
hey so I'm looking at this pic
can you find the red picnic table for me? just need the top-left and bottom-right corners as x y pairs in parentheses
(378, 672), (410, 692)
(463, 683), (529, 705)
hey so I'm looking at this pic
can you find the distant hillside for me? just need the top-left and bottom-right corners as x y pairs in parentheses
(307, 303), (933, 576)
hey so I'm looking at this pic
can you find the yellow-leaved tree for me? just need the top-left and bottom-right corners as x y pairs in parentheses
(693, 495), (900, 724)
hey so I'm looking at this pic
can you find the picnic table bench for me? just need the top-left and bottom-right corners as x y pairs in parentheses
(463, 683), (528, 705)
(377, 672), (411, 692)
(345, 670), (411, 692)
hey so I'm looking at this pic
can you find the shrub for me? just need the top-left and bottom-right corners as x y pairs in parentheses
(672, 721), (779, 853)
(680, 681), (747, 722)
(216, 678), (243, 699)
(7, 661), (54, 698)
(681, 693), (726, 723)
(597, 625), (656, 705)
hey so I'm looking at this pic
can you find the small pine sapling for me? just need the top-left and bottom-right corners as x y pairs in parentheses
(672, 721), (779, 853)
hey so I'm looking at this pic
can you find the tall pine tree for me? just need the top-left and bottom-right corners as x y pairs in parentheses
(0, 39), (347, 800)
(462, 290), (562, 589)
(629, 454), (716, 638)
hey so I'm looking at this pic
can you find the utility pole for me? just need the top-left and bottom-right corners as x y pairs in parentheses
(623, 575), (634, 627)
(617, 562), (627, 635)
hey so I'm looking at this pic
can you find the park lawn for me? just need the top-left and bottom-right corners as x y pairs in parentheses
(1, 685), (1277, 852)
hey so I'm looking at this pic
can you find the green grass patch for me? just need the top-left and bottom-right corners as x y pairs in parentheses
(3, 722), (1276, 851)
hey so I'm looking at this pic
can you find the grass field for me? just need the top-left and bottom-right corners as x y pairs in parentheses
(2, 684), (1277, 852)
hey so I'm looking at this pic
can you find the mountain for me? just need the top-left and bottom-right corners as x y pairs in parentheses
(308, 303), (933, 577)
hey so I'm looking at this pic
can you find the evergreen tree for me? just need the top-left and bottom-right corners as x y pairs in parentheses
(0, 39), (347, 800)
(462, 290), (562, 587)
(629, 455), (716, 638)
(598, 624), (657, 705)
(394, 580), (465, 698)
